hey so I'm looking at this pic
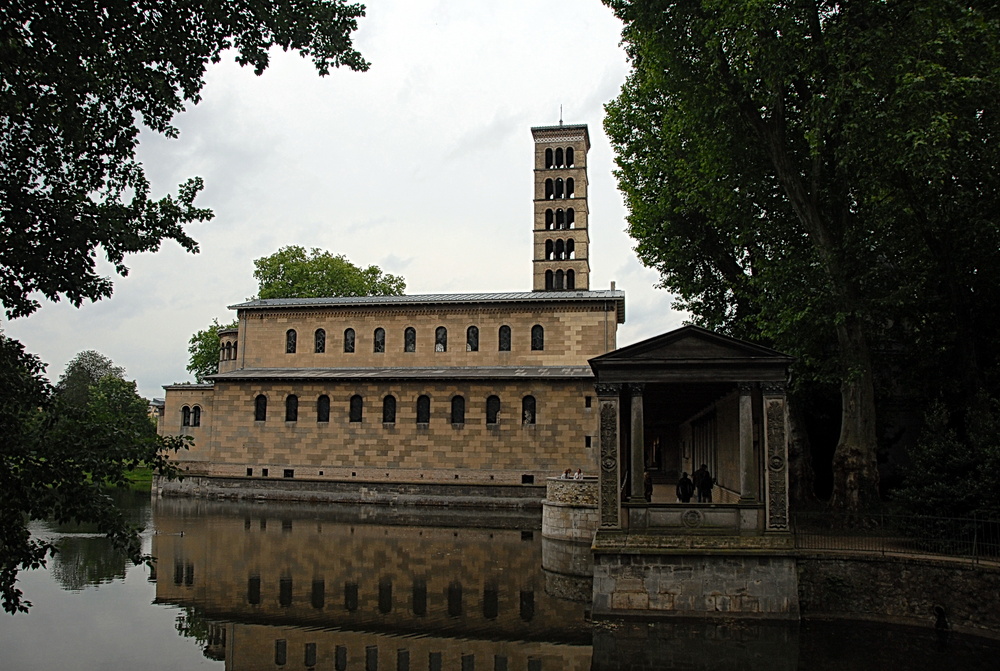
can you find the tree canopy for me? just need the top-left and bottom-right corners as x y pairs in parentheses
(254, 246), (406, 300)
(603, 0), (1000, 512)
(187, 319), (238, 383)
(55, 350), (126, 407)
(0, 0), (369, 319)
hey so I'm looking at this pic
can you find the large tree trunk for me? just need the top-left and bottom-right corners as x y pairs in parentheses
(786, 397), (817, 506)
(829, 317), (880, 513)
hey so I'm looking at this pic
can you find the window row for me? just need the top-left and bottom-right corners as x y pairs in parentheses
(544, 177), (575, 200)
(219, 341), (238, 361)
(249, 575), (536, 623)
(181, 405), (202, 427)
(544, 269), (576, 291)
(543, 207), (575, 230)
(544, 146), (575, 169)
(254, 394), (537, 425)
(544, 238), (576, 260)
(286, 324), (544, 354)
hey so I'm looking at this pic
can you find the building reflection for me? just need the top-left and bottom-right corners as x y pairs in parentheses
(152, 498), (592, 670)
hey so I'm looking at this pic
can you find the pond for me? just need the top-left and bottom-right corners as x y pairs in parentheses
(3, 492), (1000, 670)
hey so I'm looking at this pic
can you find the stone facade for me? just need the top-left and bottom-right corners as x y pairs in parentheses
(541, 477), (599, 542)
(158, 123), (626, 503)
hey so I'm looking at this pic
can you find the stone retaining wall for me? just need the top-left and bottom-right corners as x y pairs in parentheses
(541, 476), (599, 542)
(154, 474), (545, 509)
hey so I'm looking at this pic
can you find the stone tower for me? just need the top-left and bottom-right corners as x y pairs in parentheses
(531, 123), (591, 291)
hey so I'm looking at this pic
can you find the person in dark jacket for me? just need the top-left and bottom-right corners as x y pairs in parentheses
(693, 464), (714, 503)
(676, 472), (695, 503)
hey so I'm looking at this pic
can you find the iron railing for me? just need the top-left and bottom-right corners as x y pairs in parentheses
(793, 512), (1000, 565)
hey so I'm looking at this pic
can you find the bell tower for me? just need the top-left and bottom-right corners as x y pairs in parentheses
(531, 123), (590, 291)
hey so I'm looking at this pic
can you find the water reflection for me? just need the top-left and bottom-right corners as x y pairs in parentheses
(151, 498), (593, 670)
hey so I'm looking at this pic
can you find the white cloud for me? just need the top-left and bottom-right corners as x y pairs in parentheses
(2, 0), (685, 400)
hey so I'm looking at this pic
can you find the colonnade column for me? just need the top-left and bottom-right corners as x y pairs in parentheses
(628, 383), (645, 502)
(761, 382), (790, 531)
(595, 383), (623, 529)
(738, 382), (756, 503)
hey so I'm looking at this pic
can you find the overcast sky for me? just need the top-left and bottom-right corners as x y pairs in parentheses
(2, 0), (687, 400)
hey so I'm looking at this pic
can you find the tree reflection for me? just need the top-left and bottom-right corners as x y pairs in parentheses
(50, 535), (128, 591)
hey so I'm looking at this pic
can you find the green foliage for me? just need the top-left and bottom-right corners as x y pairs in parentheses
(893, 395), (1000, 519)
(187, 319), (238, 383)
(603, 0), (1000, 508)
(0, 1), (369, 319)
(55, 350), (126, 407)
(254, 246), (406, 299)
(0, 336), (189, 613)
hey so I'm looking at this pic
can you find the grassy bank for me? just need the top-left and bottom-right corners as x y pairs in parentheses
(124, 468), (153, 491)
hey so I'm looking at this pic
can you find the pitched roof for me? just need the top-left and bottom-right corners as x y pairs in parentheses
(229, 290), (626, 323)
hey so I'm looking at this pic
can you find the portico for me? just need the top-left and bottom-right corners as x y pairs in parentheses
(588, 326), (800, 618)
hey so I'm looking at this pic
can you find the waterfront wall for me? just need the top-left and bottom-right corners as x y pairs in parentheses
(798, 554), (1000, 639)
(541, 476), (599, 542)
(154, 474), (545, 509)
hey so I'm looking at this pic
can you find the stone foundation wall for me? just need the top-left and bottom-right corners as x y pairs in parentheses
(592, 552), (800, 619)
(542, 477), (599, 542)
(798, 554), (1000, 639)
(154, 474), (545, 509)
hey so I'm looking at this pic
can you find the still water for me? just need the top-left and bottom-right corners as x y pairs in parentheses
(2, 492), (1000, 670)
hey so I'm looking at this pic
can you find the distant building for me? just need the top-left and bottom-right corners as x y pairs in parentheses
(157, 124), (625, 504)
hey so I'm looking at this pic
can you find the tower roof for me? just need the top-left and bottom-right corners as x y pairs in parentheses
(530, 124), (590, 150)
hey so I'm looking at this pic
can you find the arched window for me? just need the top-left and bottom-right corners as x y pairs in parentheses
(225, 342), (232, 360)
(416, 395), (430, 424)
(555, 147), (564, 167)
(545, 179), (554, 199)
(382, 395), (396, 423)
(522, 396), (536, 425)
(556, 209), (565, 229)
(315, 329), (326, 353)
(567, 208), (575, 228)
(555, 269), (564, 290)
(435, 326), (447, 352)
(285, 329), (297, 354)
(544, 147), (553, 168)
(466, 326), (479, 352)
(254, 395), (267, 421)
(531, 325), (544, 351)
(344, 328), (355, 353)
(349, 395), (363, 423)
(486, 395), (500, 425)
(545, 239), (553, 261)
(566, 239), (575, 259)
(554, 178), (564, 199)
(317, 395), (330, 423)
(181, 405), (191, 427)
(567, 269), (576, 290)
(404, 327), (416, 352)
(544, 209), (553, 230)
(451, 396), (465, 424)
(545, 270), (554, 291)
(285, 395), (298, 422)
(567, 177), (575, 198)
(566, 146), (574, 167)
(498, 325), (511, 352)
(233, 342), (237, 359)
(374, 328), (385, 353)
(555, 239), (565, 260)
(192, 406), (201, 427)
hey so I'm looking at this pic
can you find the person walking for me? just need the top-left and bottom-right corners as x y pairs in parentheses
(675, 472), (695, 503)
(693, 464), (714, 503)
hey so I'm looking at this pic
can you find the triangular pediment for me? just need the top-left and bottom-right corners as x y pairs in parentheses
(592, 325), (792, 364)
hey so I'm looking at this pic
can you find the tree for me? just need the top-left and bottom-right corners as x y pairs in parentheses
(603, 0), (1000, 512)
(0, 1), (369, 319)
(1, 1), (369, 612)
(187, 319), (239, 383)
(187, 248), (405, 378)
(254, 246), (406, 300)
(55, 350), (126, 407)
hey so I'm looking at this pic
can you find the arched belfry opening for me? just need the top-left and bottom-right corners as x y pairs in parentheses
(531, 123), (590, 291)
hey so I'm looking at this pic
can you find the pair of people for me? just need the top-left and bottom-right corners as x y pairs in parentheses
(560, 468), (584, 480)
(676, 464), (714, 503)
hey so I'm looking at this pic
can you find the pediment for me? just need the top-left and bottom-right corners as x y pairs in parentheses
(592, 325), (792, 365)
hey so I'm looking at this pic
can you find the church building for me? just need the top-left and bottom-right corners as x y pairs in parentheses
(156, 123), (626, 504)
